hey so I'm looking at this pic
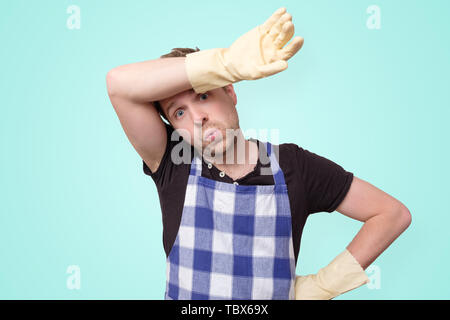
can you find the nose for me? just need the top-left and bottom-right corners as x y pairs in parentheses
(192, 108), (209, 127)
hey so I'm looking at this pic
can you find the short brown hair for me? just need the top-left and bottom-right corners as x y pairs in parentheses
(153, 47), (201, 126)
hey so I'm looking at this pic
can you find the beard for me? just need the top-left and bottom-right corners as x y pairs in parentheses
(201, 127), (245, 165)
(191, 111), (241, 163)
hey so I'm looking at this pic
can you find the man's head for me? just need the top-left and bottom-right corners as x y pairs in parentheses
(154, 47), (241, 158)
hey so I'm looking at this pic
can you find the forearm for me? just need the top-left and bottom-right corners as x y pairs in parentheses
(106, 57), (192, 102)
(346, 208), (412, 270)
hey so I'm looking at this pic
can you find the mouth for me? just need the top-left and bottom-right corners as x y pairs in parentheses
(203, 128), (218, 142)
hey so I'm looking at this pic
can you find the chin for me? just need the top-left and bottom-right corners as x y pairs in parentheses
(203, 136), (235, 161)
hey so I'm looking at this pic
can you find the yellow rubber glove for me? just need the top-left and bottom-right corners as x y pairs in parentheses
(295, 249), (370, 300)
(184, 7), (304, 93)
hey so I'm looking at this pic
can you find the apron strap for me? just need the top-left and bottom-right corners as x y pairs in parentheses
(264, 141), (286, 186)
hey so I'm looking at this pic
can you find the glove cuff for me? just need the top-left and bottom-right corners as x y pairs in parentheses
(317, 249), (370, 296)
(184, 48), (240, 93)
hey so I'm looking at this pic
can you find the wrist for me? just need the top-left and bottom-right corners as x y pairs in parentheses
(185, 48), (239, 93)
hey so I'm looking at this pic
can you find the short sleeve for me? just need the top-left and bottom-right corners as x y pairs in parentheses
(296, 146), (354, 214)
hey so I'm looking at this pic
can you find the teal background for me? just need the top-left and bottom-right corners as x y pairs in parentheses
(1, 0), (449, 299)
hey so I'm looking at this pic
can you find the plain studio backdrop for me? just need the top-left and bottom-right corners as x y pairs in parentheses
(0, 0), (449, 299)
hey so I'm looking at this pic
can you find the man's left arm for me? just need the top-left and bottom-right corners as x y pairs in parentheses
(336, 176), (412, 270)
(295, 176), (412, 300)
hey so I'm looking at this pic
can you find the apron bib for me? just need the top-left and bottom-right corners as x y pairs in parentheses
(164, 141), (296, 299)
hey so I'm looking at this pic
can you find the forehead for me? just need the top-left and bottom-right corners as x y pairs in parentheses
(161, 88), (196, 111)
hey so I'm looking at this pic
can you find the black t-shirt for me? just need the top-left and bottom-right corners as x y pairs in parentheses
(142, 123), (354, 264)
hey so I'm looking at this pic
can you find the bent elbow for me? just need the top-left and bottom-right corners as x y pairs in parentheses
(106, 68), (120, 97)
(398, 205), (412, 230)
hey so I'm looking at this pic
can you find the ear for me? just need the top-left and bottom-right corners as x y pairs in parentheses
(223, 84), (237, 106)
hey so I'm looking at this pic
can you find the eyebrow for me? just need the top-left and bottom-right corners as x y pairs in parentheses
(166, 100), (177, 116)
(165, 89), (199, 118)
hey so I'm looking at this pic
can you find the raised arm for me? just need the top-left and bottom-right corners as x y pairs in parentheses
(106, 57), (191, 103)
(105, 57), (191, 173)
(105, 6), (304, 173)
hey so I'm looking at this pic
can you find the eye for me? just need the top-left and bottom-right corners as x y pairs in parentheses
(199, 93), (209, 101)
(174, 109), (184, 119)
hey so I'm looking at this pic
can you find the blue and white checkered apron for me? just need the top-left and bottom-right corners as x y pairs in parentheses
(165, 141), (296, 300)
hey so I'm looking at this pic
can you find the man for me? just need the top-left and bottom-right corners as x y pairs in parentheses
(106, 7), (411, 300)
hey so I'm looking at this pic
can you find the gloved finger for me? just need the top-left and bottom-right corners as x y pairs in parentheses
(274, 21), (294, 48)
(256, 59), (288, 77)
(268, 13), (292, 40)
(260, 7), (286, 34)
(279, 36), (304, 60)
